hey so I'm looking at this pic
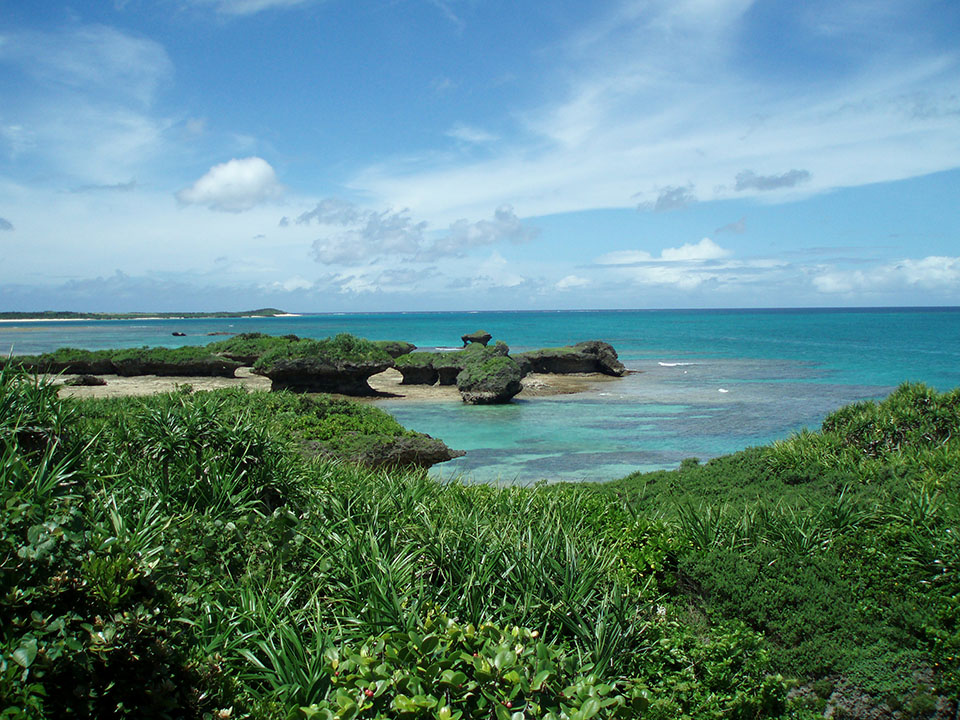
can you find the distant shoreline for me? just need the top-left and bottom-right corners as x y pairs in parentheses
(0, 309), (299, 323)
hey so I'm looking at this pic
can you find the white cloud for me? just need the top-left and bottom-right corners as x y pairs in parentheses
(349, 0), (960, 225)
(596, 238), (730, 265)
(271, 275), (313, 292)
(556, 274), (589, 290)
(176, 157), (283, 212)
(0, 25), (174, 183)
(0, 25), (172, 107)
(473, 251), (526, 288)
(432, 205), (539, 255)
(593, 237), (781, 290)
(446, 123), (499, 144)
(661, 238), (730, 262)
(191, 0), (318, 15)
(813, 256), (960, 293)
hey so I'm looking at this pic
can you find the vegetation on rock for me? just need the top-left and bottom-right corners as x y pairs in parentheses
(252, 334), (395, 394)
(456, 355), (523, 404)
(207, 332), (301, 364)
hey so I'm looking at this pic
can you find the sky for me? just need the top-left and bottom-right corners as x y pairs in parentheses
(1, 0), (959, 312)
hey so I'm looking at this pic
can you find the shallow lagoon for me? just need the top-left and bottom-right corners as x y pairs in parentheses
(4, 307), (959, 483)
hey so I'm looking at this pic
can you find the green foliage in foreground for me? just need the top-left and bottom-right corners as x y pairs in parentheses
(607, 382), (960, 712)
(254, 334), (394, 371)
(0, 366), (803, 719)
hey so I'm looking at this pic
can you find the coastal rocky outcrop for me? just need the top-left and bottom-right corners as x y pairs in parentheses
(456, 355), (523, 404)
(394, 352), (440, 385)
(435, 341), (510, 385)
(514, 340), (627, 377)
(252, 334), (394, 395)
(461, 329), (492, 347)
(2, 348), (241, 378)
(374, 340), (417, 358)
(111, 352), (242, 378)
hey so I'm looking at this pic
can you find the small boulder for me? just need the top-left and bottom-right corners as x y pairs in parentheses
(461, 329), (492, 347)
(64, 374), (107, 387)
(172, 332), (186, 337)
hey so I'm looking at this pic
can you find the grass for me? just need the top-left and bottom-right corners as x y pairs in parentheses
(1, 371), (957, 718)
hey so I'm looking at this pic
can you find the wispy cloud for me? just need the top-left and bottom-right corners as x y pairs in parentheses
(70, 180), (138, 194)
(813, 256), (960, 293)
(0, 25), (173, 183)
(446, 123), (499, 144)
(715, 217), (746, 234)
(638, 185), (697, 212)
(189, 0), (319, 15)
(351, 0), (960, 224)
(735, 169), (811, 192)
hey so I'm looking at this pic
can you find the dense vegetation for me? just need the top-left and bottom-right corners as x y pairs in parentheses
(253, 335), (394, 372)
(1, 369), (957, 718)
(3, 345), (241, 377)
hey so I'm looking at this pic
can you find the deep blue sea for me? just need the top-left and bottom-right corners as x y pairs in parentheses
(3, 308), (959, 484)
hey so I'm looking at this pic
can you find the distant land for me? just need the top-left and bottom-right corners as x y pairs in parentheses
(0, 308), (289, 320)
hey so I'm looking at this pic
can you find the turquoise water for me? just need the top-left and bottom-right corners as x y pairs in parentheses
(3, 308), (959, 483)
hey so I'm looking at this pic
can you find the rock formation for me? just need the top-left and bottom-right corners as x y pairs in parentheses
(456, 355), (523, 404)
(253, 335), (394, 395)
(513, 340), (626, 377)
(461, 329), (492, 347)
(374, 340), (417, 358)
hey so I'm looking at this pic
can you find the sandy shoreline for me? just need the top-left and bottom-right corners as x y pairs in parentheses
(53, 367), (621, 402)
(0, 314), (302, 323)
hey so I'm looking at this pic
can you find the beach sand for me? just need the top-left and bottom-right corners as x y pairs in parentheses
(53, 367), (621, 402)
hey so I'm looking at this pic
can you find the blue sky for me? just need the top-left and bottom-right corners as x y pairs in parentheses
(1, 0), (959, 312)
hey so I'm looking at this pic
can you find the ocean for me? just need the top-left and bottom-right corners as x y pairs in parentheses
(3, 307), (959, 484)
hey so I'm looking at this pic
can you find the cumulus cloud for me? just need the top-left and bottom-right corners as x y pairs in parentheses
(0, 217), (13, 231)
(661, 238), (730, 262)
(735, 169), (811, 192)
(813, 256), (960, 293)
(310, 208), (427, 264)
(298, 199), (538, 265)
(176, 157), (282, 212)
